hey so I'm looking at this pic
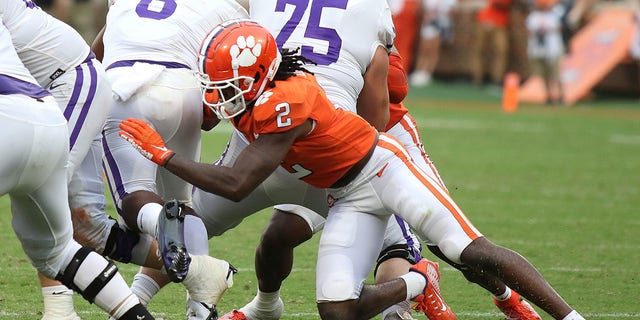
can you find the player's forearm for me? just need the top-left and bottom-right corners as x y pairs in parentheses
(164, 154), (249, 202)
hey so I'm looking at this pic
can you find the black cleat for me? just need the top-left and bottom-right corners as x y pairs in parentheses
(158, 199), (191, 282)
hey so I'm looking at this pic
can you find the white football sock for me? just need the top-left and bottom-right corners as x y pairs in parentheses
(136, 202), (162, 236)
(240, 289), (284, 320)
(42, 285), (77, 318)
(400, 272), (427, 300)
(494, 286), (512, 301)
(130, 273), (161, 306)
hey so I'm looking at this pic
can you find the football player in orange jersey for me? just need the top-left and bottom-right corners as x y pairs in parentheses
(120, 20), (586, 320)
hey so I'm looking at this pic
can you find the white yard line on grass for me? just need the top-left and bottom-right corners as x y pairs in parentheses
(414, 117), (547, 133)
(610, 134), (640, 144)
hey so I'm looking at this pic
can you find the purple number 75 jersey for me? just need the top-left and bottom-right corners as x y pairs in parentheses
(250, 0), (395, 112)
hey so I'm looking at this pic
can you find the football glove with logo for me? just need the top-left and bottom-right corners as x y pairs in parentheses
(119, 118), (175, 166)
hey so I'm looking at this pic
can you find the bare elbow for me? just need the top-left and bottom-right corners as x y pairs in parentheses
(227, 192), (246, 202)
(224, 184), (252, 202)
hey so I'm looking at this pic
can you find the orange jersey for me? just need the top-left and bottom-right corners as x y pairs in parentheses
(233, 72), (377, 188)
(477, 0), (512, 27)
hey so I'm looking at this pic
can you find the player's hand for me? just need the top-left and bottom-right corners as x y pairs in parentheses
(119, 118), (175, 166)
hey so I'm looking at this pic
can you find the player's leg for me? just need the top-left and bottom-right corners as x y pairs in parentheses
(217, 161), (327, 319)
(102, 68), (202, 253)
(4, 103), (154, 320)
(374, 217), (426, 320)
(56, 60), (147, 267)
(104, 67), (234, 317)
(38, 53), (116, 320)
(375, 133), (585, 320)
(389, 113), (541, 319)
(315, 208), (428, 320)
(219, 205), (324, 320)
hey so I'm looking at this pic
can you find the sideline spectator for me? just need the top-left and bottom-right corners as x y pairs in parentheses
(409, 0), (458, 87)
(469, 0), (513, 87)
(389, 0), (423, 72)
(631, 3), (640, 97)
(526, 0), (565, 104)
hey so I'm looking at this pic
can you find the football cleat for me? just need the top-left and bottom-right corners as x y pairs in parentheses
(182, 255), (237, 308)
(219, 310), (247, 320)
(409, 259), (456, 320)
(158, 199), (190, 282)
(219, 294), (283, 320)
(494, 291), (542, 320)
(187, 298), (219, 320)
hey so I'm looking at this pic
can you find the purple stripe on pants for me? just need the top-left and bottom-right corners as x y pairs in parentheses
(394, 214), (423, 261)
(102, 134), (127, 216)
(67, 59), (98, 150)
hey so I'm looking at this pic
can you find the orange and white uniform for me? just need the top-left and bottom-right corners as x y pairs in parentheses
(226, 72), (482, 301)
(234, 73), (376, 189)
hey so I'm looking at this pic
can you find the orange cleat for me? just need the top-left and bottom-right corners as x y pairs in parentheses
(494, 291), (542, 320)
(219, 310), (247, 320)
(409, 259), (456, 320)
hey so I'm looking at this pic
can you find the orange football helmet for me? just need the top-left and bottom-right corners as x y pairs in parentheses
(197, 19), (281, 119)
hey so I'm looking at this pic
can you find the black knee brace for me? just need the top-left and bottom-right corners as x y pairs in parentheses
(374, 244), (420, 277)
(56, 246), (119, 303)
(103, 220), (140, 263)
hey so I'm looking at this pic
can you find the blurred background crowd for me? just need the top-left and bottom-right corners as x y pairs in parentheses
(36, 0), (640, 106)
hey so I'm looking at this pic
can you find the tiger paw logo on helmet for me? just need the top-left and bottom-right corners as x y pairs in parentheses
(230, 35), (262, 67)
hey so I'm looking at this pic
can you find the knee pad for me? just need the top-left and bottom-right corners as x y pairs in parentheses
(103, 220), (140, 263)
(56, 246), (119, 303)
(374, 244), (419, 277)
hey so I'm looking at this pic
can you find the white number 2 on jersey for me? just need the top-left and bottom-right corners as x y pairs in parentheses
(275, 102), (292, 127)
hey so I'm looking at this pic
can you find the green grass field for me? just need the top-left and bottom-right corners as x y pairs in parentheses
(1, 81), (639, 319)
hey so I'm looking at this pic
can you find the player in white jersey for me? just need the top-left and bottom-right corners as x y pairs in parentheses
(0, 1), (159, 318)
(98, 0), (247, 318)
(0, 20), (158, 320)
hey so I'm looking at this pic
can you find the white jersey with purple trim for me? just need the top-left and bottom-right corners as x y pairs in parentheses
(3, 0), (117, 256)
(250, 0), (395, 112)
(103, 0), (248, 70)
(0, 0), (90, 88)
(0, 26), (38, 87)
